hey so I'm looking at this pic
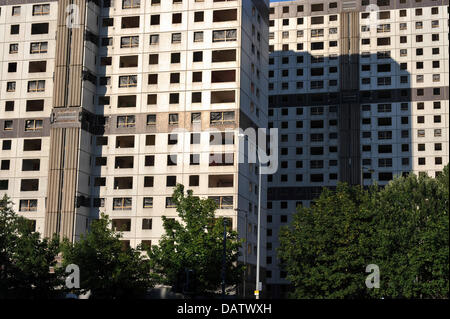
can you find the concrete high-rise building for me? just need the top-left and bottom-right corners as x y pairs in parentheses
(266, 0), (448, 297)
(0, 0), (269, 297)
(1, 0), (449, 300)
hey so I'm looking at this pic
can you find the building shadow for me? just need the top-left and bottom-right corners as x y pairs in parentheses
(265, 49), (412, 298)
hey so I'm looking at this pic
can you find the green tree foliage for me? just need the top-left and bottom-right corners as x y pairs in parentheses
(147, 184), (243, 296)
(0, 195), (63, 299)
(370, 166), (449, 298)
(279, 166), (449, 299)
(61, 213), (153, 299)
(278, 184), (375, 298)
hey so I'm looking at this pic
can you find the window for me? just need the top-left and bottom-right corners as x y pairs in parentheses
(210, 111), (234, 124)
(194, 11), (204, 22)
(378, 131), (392, 140)
(149, 34), (159, 45)
(4, 121), (13, 131)
(8, 63), (17, 73)
(168, 114), (179, 125)
(31, 23), (49, 34)
(148, 74), (158, 85)
(194, 31), (203, 42)
(142, 219), (152, 230)
(378, 172), (393, 181)
(145, 155), (155, 166)
(9, 43), (18, 54)
(23, 139), (41, 151)
(169, 93), (179, 104)
(166, 197), (176, 208)
(169, 53), (180, 64)
(144, 176), (154, 187)
(28, 80), (45, 92)
(378, 145), (392, 154)
(100, 57), (112, 67)
(122, 0), (140, 9)
(211, 70), (235, 83)
(30, 42), (48, 54)
(119, 75), (137, 87)
(5, 101), (14, 112)
(168, 155), (177, 166)
(19, 199), (37, 212)
(21, 179), (39, 191)
(212, 29), (237, 42)
(117, 115), (135, 128)
(192, 92), (202, 103)
(377, 37), (390, 46)
(33, 4), (50, 15)
(190, 133), (200, 145)
(172, 13), (182, 24)
(11, 25), (20, 35)
(102, 37), (113, 46)
(12, 6), (21, 16)
(148, 54), (159, 66)
(143, 197), (153, 208)
(120, 55), (138, 68)
(434, 129), (441, 137)
(24, 120), (43, 131)
(117, 95), (136, 108)
(191, 113), (202, 124)
(193, 51), (203, 62)
(146, 114), (156, 126)
(121, 36), (139, 48)
(209, 196), (233, 209)
(113, 198), (132, 210)
(7, 82), (16, 92)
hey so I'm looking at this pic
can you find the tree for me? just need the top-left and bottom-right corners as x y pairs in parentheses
(370, 167), (449, 298)
(147, 184), (243, 296)
(278, 166), (449, 299)
(61, 213), (153, 299)
(0, 195), (63, 299)
(278, 184), (376, 298)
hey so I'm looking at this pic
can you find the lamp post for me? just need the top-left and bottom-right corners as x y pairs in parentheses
(256, 162), (261, 300)
(221, 218), (227, 298)
(235, 208), (248, 298)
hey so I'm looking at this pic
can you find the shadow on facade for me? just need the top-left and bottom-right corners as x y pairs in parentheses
(265, 50), (412, 298)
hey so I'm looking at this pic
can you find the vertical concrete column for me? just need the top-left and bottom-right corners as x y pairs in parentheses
(339, 11), (361, 185)
(45, 0), (86, 240)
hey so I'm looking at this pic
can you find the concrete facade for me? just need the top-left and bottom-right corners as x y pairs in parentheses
(0, 0), (269, 297)
(266, 0), (449, 297)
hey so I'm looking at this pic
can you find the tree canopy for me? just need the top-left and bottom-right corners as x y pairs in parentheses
(279, 166), (449, 299)
(61, 214), (153, 299)
(0, 195), (63, 299)
(147, 184), (243, 296)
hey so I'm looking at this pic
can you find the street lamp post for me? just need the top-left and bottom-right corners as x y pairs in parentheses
(235, 208), (248, 298)
(256, 162), (261, 300)
(221, 218), (227, 298)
